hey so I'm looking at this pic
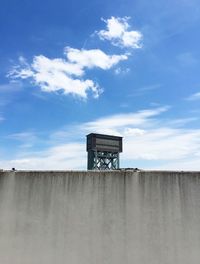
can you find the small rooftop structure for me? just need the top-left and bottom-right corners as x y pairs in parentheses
(86, 133), (123, 170)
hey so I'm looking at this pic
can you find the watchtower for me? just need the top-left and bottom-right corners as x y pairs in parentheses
(86, 133), (123, 170)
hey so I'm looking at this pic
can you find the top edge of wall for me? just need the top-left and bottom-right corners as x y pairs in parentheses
(0, 169), (200, 174)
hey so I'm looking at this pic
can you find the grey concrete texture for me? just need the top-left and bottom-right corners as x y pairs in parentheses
(0, 170), (200, 264)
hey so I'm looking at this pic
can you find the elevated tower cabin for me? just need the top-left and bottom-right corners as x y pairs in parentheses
(86, 133), (123, 170)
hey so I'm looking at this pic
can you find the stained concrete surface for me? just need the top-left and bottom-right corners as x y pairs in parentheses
(0, 170), (200, 264)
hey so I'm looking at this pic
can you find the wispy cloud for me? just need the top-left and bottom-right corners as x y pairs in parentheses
(81, 108), (200, 168)
(2, 106), (199, 170)
(6, 132), (37, 142)
(0, 82), (23, 108)
(186, 92), (200, 101)
(177, 52), (198, 67)
(6, 132), (38, 149)
(0, 81), (23, 93)
(0, 114), (4, 122)
(97, 16), (143, 49)
(129, 84), (161, 97)
(82, 107), (168, 135)
(114, 67), (130, 75)
(0, 143), (86, 170)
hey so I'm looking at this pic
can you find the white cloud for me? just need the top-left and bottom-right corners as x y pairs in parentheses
(8, 16), (142, 98)
(65, 47), (127, 69)
(97, 16), (143, 48)
(8, 48), (128, 99)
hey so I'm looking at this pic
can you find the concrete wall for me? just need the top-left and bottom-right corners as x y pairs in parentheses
(0, 170), (200, 264)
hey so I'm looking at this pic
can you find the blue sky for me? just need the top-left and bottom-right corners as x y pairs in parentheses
(0, 0), (200, 170)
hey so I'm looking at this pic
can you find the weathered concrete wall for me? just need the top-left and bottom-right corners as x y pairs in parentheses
(0, 170), (200, 264)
